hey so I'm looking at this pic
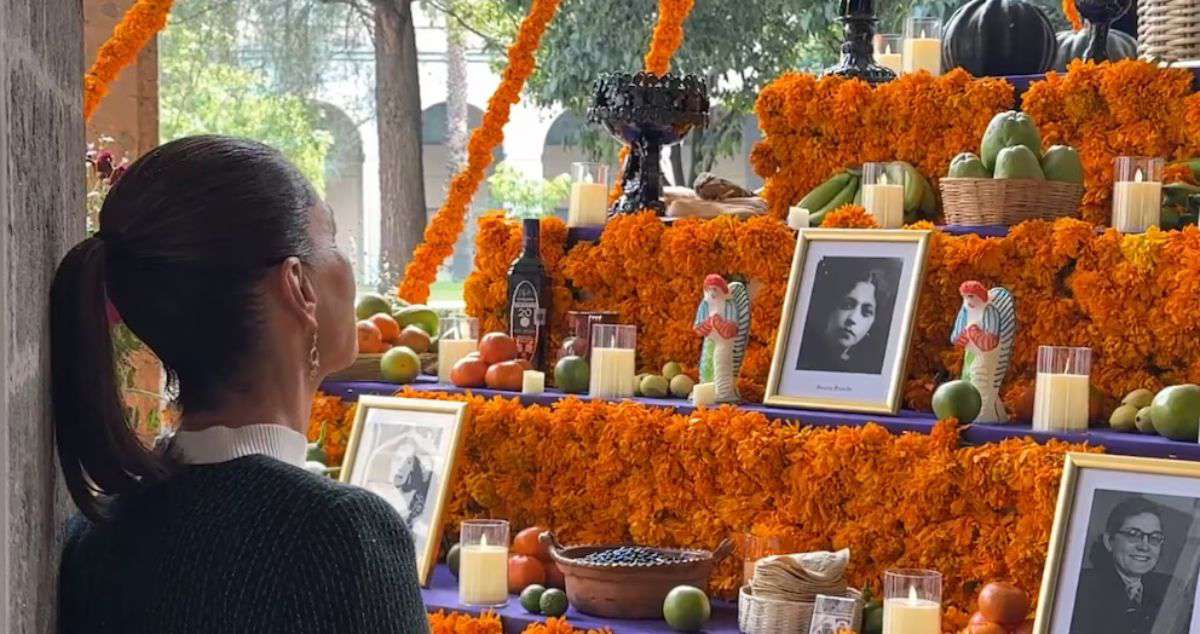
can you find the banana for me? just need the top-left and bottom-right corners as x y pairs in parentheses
(797, 172), (854, 212)
(853, 182), (863, 206)
(812, 175), (860, 226)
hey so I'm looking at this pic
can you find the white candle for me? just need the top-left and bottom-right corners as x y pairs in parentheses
(787, 206), (810, 230)
(883, 586), (941, 634)
(1033, 372), (1091, 432)
(438, 338), (479, 384)
(459, 538), (509, 606)
(691, 382), (717, 407)
(522, 370), (545, 394)
(877, 44), (903, 75)
(1112, 169), (1163, 233)
(863, 175), (905, 228)
(568, 182), (609, 227)
(903, 37), (941, 75)
(589, 347), (636, 399)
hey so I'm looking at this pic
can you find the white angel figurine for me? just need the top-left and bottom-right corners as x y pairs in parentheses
(693, 274), (751, 403)
(950, 280), (1017, 423)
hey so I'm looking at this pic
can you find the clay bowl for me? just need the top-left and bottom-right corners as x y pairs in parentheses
(539, 531), (733, 619)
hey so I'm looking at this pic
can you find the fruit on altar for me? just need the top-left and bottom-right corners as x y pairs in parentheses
(355, 293), (392, 321)
(1135, 406), (1157, 434)
(634, 373), (650, 396)
(641, 374), (670, 398)
(950, 152), (990, 178)
(394, 304), (438, 337)
(1150, 384), (1200, 440)
(560, 336), (586, 359)
(479, 332), (519, 365)
(520, 584), (545, 613)
(539, 588), (569, 617)
(447, 543), (461, 578)
(670, 374), (696, 399)
(369, 313), (402, 344)
(450, 356), (489, 388)
(1011, 620), (1034, 634)
(981, 111), (1042, 171)
(968, 611), (991, 626)
(395, 325), (431, 354)
(1123, 388), (1155, 409)
(1054, 26), (1137, 71)
(797, 165), (937, 226)
(663, 361), (683, 381)
(978, 581), (1029, 626)
(486, 360), (526, 391)
(543, 559), (566, 589)
(797, 171), (860, 226)
(942, 0), (1057, 77)
(932, 380), (983, 423)
(663, 585), (711, 632)
(886, 161), (937, 220)
(967, 621), (1008, 634)
(513, 526), (552, 560)
(380, 346), (420, 384)
(554, 356), (590, 394)
(508, 554), (546, 593)
(993, 146), (1045, 180)
(356, 320), (385, 354)
(1109, 404), (1138, 432)
(1040, 145), (1084, 184)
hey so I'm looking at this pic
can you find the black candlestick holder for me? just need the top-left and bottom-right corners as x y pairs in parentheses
(587, 72), (710, 216)
(822, 10), (897, 85)
(1075, 0), (1134, 62)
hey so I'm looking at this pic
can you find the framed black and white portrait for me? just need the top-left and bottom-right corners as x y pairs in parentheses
(764, 229), (930, 414)
(1035, 453), (1200, 634)
(340, 396), (469, 586)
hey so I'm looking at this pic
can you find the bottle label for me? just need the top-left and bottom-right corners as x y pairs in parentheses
(510, 280), (540, 361)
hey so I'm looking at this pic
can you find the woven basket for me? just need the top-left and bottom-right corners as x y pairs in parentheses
(1139, 0), (1200, 63)
(939, 177), (1083, 226)
(326, 353), (383, 382)
(738, 586), (863, 634)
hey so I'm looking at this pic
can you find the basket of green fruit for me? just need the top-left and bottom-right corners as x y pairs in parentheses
(539, 531), (733, 619)
(940, 111), (1084, 226)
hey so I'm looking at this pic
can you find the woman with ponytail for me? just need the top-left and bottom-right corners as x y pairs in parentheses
(53, 136), (429, 633)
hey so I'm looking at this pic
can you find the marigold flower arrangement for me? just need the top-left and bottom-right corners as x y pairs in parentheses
(1022, 60), (1200, 224)
(398, 0), (562, 303)
(84, 0), (175, 120)
(428, 611), (609, 634)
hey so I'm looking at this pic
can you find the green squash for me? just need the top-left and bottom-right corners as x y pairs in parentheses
(949, 152), (990, 178)
(981, 111), (1042, 171)
(1041, 145), (1084, 183)
(994, 146), (1045, 180)
(1054, 26), (1138, 72)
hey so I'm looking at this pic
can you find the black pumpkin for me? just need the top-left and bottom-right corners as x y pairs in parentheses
(1054, 25), (1138, 70)
(942, 0), (1058, 77)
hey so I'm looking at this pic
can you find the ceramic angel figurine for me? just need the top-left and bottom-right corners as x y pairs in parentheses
(693, 274), (751, 403)
(951, 281), (1017, 423)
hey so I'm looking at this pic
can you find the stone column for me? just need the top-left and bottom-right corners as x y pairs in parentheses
(84, 0), (159, 157)
(0, 1), (85, 632)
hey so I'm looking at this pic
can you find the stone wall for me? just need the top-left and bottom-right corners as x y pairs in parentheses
(0, 0), (85, 631)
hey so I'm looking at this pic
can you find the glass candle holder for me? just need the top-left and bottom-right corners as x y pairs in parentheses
(568, 162), (611, 228)
(903, 17), (942, 75)
(458, 520), (510, 607)
(874, 34), (904, 75)
(738, 533), (790, 586)
(438, 317), (480, 384)
(1112, 156), (1164, 233)
(883, 569), (942, 634)
(589, 324), (637, 399)
(862, 162), (905, 228)
(1033, 346), (1093, 432)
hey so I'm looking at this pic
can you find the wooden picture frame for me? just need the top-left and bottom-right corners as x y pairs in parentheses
(340, 396), (470, 586)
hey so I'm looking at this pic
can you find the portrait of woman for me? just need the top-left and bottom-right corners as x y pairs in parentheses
(796, 256), (902, 375)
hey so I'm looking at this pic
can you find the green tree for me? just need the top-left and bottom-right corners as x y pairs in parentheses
(487, 162), (572, 218)
(159, 15), (333, 190)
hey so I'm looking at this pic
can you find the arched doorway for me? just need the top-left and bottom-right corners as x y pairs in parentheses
(314, 101), (366, 277)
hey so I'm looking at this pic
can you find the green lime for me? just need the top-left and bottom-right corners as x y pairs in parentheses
(380, 346), (421, 384)
(1123, 388), (1155, 409)
(447, 543), (461, 578)
(662, 361), (683, 381)
(1151, 384), (1200, 440)
(555, 356), (590, 394)
(520, 584), (546, 613)
(355, 293), (392, 321)
(641, 375), (670, 398)
(1136, 406), (1157, 434)
(663, 585), (710, 632)
(669, 374), (696, 399)
(394, 304), (439, 337)
(1109, 404), (1138, 432)
(931, 380), (982, 423)
(539, 588), (568, 617)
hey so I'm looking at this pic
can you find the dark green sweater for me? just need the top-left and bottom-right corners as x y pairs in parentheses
(59, 455), (430, 633)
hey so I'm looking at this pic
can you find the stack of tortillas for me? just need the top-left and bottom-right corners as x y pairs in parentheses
(751, 549), (850, 602)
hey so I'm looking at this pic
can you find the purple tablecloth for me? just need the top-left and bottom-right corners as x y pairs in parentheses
(422, 564), (740, 633)
(567, 224), (1009, 245)
(321, 377), (1200, 461)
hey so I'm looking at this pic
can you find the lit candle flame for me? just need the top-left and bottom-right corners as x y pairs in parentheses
(481, 534), (489, 547)
(1134, 168), (1144, 183)
(909, 584), (919, 602)
(920, 28), (927, 39)
(879, 172), (890, 186)
(885, 44), (893, 55)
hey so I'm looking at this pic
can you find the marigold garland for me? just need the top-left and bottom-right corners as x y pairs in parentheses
(397, 0), (562, 303)
(427, 611), (609, 634)
(84, 0), (175, 120)
(1063, 0), (1083, 30)
(1022, 60), (1200, 224)
(307, 392), (356, 466)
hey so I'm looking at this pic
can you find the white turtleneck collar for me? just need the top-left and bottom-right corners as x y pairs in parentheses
(169, 424), (308, 468)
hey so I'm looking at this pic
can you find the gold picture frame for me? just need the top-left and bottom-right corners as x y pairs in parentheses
(1035, 452), (1200, 633)
(340, 395), (470, 586)
(764, 228), (931, 414)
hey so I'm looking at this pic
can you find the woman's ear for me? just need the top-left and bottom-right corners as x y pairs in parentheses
(278, 256), (319, 329)
(1103, 533), (1114, 553)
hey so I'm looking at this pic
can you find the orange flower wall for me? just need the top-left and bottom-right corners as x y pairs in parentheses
(751, 70), (1015, 219)
(318, 389), (1097, 626)
(465, 213), (1200, 411)
(1022, 60), (1200, 224)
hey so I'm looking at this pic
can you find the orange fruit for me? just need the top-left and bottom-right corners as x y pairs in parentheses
(485, 360), (526, 391)
(513, 526), (551, 560)
(966, 622), (1007, 634)
(357, 321), (383, 353)
(450, 356), (489, 388)
(978, 582), (1029, 626)
(479, 332), (519, 365)
(369, 313), (401, 343)
(507, 554), (546, 594)
(1011, 620), (1034, 634)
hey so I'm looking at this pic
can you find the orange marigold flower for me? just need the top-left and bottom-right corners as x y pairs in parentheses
(84, 0), (175, 120)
